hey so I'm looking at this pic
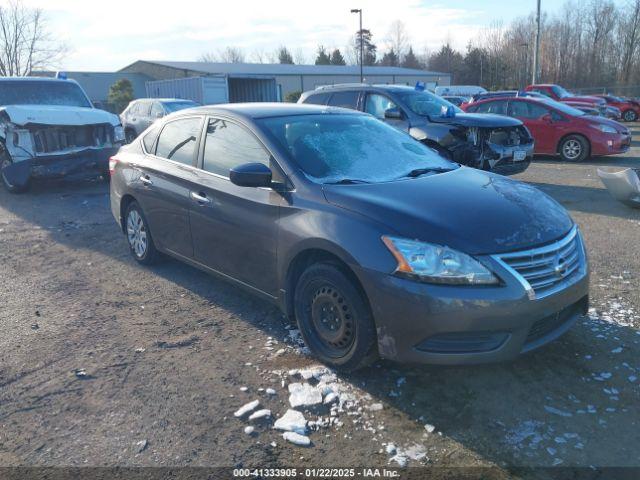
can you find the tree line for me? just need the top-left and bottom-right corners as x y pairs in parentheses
(2, 0), (640, 94)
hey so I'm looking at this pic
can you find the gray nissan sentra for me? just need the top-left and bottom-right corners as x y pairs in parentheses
(109, 103), (589, 371)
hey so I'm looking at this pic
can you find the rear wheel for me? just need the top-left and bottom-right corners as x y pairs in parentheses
(622, 109), (638, 122)
(559, 135), (589, 162)
(125, 201), (160, 265)
(294, 263), (378, 371)
(1, 153), (30, 194)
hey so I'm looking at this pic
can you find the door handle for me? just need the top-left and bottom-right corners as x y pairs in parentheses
(139, 175), (153, 186)
(190, 191), (211, 204)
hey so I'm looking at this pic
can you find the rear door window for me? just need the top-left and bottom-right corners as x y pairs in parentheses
(474, 100), (508, 115)
(155, 117), (202, 166)
(327, 91), (360, 109)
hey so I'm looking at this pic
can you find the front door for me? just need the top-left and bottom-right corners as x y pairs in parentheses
(188, 117), (281, 296)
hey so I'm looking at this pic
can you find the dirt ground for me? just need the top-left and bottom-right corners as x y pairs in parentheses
(1, 125), (639, 477)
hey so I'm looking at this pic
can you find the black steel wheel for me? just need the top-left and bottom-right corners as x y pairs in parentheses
(294, 262), (377, 371)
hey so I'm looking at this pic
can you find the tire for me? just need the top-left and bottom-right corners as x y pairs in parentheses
(293, 262), (378, 371)
(559, 135), (590, 162)
(125, 128), (137, 144)
(124, 201), (160, 265)
(1, 154), (30, 194)
(622, 109), (638, 122)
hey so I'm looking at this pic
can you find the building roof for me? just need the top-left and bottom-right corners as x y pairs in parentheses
(120, 60), (450, 78)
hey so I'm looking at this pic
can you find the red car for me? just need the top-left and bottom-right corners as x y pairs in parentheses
(463, 96), (631, 162)
(525, 84), (606, 108)
(593, 94), (640, 122)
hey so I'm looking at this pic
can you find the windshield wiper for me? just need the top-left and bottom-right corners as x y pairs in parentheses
(400, 167), (454, 179)
(324, 178), (371, 185)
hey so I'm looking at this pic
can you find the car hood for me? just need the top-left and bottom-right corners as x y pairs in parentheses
(0, 105), (120, 126)
(580, 114), (628, 133)
(322, 167), (573, 255)
(427, 112), (522, 128)
(563, 95), (604, 105)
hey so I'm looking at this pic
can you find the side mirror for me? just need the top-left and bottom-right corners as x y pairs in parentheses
(384, 107), (402, 120)
(154, 111), (163, 119)
(230, 163), (272, 188)
(541, 113), (553, 123)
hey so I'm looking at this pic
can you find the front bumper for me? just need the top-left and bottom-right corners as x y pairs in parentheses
(1, 146), (120, 188)
(485, 140), (534, 176)
(592, 133), (631, 155)
(354, 253), (589, 365)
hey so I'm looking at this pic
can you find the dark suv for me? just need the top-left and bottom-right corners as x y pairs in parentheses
(121, 98), (199, 143)
(299, 84), (534, 176)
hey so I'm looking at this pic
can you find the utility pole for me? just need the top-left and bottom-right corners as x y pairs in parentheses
(532, 0), (541, 84)
(520, 43), (529, 89)
(351, 8), (363, 82)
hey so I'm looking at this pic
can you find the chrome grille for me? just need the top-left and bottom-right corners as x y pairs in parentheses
(493, 226), (584, 300)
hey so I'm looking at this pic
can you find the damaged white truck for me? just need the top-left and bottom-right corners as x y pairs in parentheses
(0, 77), (125, 193)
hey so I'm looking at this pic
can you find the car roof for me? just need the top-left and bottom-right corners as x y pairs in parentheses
(308, 84), (424, 94)
(136, 98), (197, 103)
(171, 102), (364, 120)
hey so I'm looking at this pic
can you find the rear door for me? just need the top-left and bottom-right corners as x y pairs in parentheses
(364, 92), (410, 132)
(188, 116), (281, 296)
(133, 115), (204, 259)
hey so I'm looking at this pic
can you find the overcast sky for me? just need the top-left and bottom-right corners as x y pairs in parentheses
(16, 0), (623, 71)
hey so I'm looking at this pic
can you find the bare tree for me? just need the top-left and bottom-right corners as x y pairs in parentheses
(293, 48), (307, 65)
(385, 20), (410, 61)
(0, 0), (67, 76)
(199, 46), (245, 63)
(618, 0), (640, 83)
(249, 48), (269, 63)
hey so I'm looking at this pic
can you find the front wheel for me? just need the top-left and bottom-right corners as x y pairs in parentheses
(1, 154), (30, 193)
(559, 135), (590, 162)
(622, 109), (638, 122)
(294, 263), (378, 371)
(125, 201), (160, 265)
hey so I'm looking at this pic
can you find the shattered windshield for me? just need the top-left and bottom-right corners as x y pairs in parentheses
(396, 90), (462, 117)
(0, 81), (92, 108)
(258, 114), (457, 184)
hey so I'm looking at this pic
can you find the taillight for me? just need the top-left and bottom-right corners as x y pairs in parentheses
(108, 156), (118, 176)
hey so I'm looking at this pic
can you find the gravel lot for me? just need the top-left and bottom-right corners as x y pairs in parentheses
(1, 125), (639, 475)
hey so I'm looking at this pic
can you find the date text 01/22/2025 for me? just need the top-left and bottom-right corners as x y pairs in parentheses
(232, 468), (401, 478)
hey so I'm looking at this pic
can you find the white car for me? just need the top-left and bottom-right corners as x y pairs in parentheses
(0, 77), (125, 193)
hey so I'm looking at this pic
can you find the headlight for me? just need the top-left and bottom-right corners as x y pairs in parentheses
(592, 124), (617, 134)
(113, 125), (125, 142)
(382, 236), (499, 285)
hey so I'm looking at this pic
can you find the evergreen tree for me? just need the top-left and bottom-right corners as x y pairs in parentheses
(330, 48), (346, 65)
(315, 46), (331, 65)
(277, 46), (294, 64)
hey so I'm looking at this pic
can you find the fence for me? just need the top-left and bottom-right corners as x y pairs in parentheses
(573, 85), (640, 98)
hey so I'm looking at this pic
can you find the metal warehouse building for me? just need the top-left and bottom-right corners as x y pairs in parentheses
(119, 60), (451, 103)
